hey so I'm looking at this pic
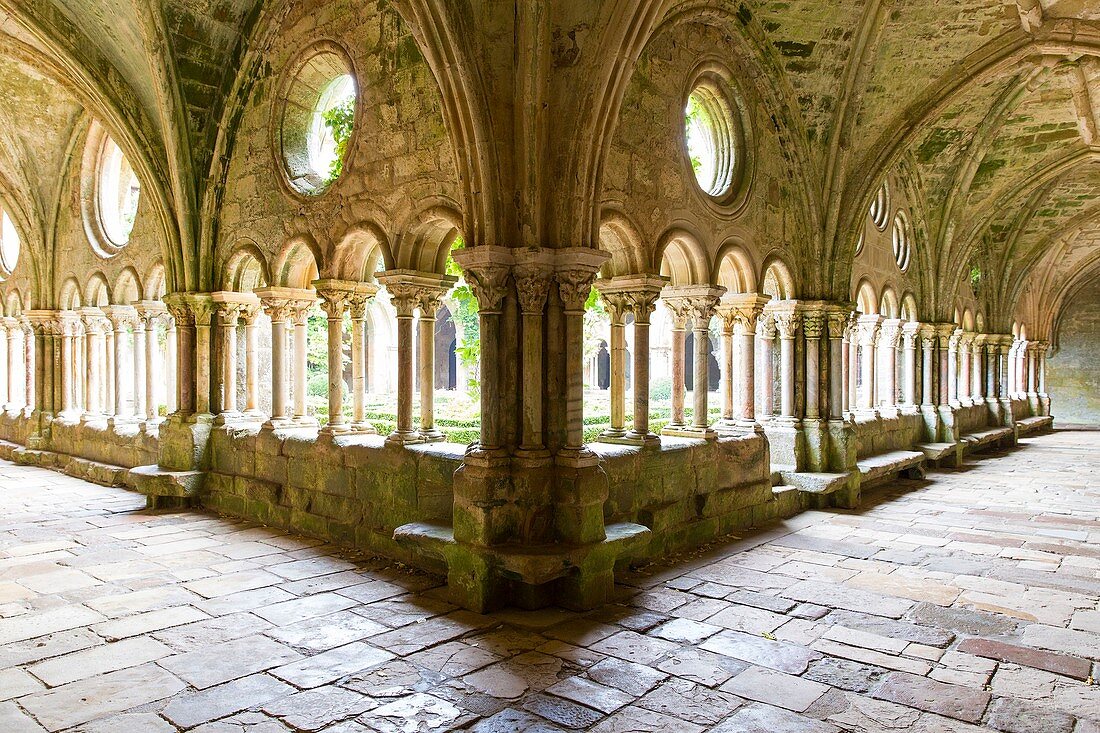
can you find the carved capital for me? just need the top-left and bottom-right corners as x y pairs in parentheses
(801, 310), (825, 340)
(826, 311), (850, 339)
(599, 291), (631, 325)
(316, 288), (349, 321)
(773, 311), (801, 340)
(347, 293), (372, 321)
(385, 283), (421, 318)
(512, 263), (554, 315)
(757, 312), (777, 340)
(555, 269), (597, 314)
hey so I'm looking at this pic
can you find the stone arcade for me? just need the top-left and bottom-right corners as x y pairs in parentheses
(0, 1), (1097, 730)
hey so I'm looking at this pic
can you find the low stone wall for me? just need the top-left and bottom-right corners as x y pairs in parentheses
(0, 413), (158, 471)
(203, 426), (463, 567)
(853, 412), (924, 458)
(956, 402), (993, 435)
(595, 434), (790, 558)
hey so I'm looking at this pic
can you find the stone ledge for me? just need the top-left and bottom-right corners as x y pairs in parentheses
(1017, 415), (1054, 436)
(960, 426), (1015, 454)
(781, 471), (852, 495)
(394, 520), (651, 587)
(128, 464), (206, 509)
(857, 450), (926, 486)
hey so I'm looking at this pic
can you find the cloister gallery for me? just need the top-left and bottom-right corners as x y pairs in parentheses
(0, 2), (1099, 729)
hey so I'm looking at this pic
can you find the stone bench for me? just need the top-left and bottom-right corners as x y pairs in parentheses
(961, 426), (1015, 454)
(857, 449), (926, 486)
(1017, 415), (1053, 436)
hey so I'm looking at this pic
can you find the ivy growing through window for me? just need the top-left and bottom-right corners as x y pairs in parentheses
(322, 98), (356, 184)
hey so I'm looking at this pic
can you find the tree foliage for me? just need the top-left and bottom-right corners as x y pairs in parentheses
(322, 98), (356, 183)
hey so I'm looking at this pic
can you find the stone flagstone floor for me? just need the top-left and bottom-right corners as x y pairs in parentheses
(0, 429), (1098, 732)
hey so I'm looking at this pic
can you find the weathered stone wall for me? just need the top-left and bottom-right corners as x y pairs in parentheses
(596, 434), (790, 559)
(0, 414), (157, 470)
(853, 413), (924, 459)
(1048, 280), (1100, 425)
(215, 1), (460, 281)
(203, 427), (462, 567)
(955, 403), (991, 436)
(600, 19), (798, 278)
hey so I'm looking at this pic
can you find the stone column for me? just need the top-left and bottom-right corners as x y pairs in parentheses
(58, 314), (78, 418)
(165, 319), (177, 414)
(555, 251), (608, 455)
(662, 286), (724, 438)
(5, 318), (19, 412)
(846, 316), (858, 416)
(901, 322), (920, 410)
(1037, 340), (1050, 415)
(451, 249), (511, 455)
(289, 300), (315, 424)
(596, 290), (630, 441)
(347, 292), (377, 432)
(184, 295), (215, 417)
(857, 315), (882, 414)
(26, 313), (51, 418)
(802, 309), (824, 422)
(773, 309), (801, 423)
(132, 318), (146, 420)
(210, 295), (245, 423)
(104, 320), (116, 416)
(665, 301), (689, 430)
(971, 335), (984, 402)
(380, 280), (420, 445)
(254, 288), (315, 428)
(103, 307), (137, 423)
(757, 314), (776, 419)
(878, 319), (901, 414)
(415, 283), (455, 442)
(841, 317), (852, 416)
(985, 339), (998, 400)
(717, 308), (735, 426)
(315, 284), (349, 436)
(258, 295), (291, 427)
(958, 334), (972, 405)
(241, 305), (263, 419)
(1026, 343), (1038, 395)
(946, 329), (962, 407)
(0, 320), (9, 413)
(827, 310), (848, 421)
(80, 311), (105, 419)
(513, 255), (555, 452)
(625, 280), (665, 444)
(22, 319), (33, 414)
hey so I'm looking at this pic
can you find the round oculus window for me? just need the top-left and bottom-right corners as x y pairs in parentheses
(684, 78), (740, 200)
(870, 181), (890, 230)
(0, 210), (18, 275)
(279, 48), (357, 196)
(892, 210), (913, 272)
(97, 136), (141, 246)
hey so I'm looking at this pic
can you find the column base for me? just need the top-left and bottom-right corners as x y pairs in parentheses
(600, 431), (660, 447)
(81, 411), (107, 424)
(292, 415), (319, 427)
(417, 427), (446, 443)
(661, 424), (717, 440)
(596, 427), (629, 442)
(261, 417), (298, 431)
(385, 429), (424, 446)
(348, 421), (378, 434)
(318, 422), (353, 438)
(878, 405), (900, 419)
(213, 411), (244, 426)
